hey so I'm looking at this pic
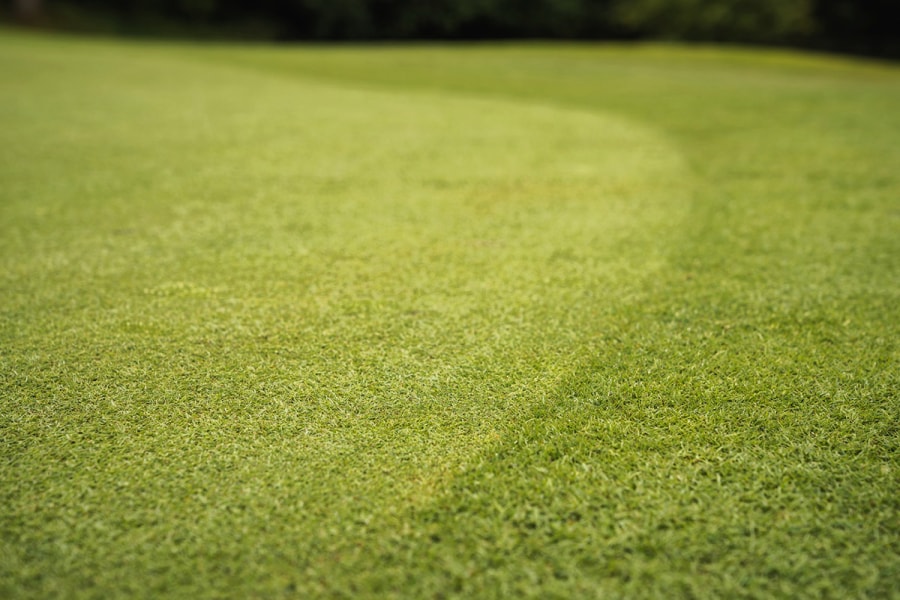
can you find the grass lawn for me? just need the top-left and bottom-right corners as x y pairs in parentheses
(1, 30), (898, 598)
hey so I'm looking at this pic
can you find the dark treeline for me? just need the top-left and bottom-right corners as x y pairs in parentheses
(5, 0), (900, 58)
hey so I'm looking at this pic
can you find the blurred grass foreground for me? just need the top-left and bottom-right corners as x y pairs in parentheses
(1, 8), (899, 600)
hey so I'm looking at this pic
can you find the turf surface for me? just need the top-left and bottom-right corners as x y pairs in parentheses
(1, 31), (898, 598)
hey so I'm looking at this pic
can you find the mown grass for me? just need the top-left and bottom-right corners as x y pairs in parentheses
(1, 30), (898, 598)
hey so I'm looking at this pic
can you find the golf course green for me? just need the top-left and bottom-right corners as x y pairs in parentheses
(1, 30), (898, 598)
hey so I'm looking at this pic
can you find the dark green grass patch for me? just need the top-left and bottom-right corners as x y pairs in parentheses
(1, 31), (898, 598)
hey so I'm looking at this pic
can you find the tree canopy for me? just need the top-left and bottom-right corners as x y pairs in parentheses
(6, 0), (899, 57)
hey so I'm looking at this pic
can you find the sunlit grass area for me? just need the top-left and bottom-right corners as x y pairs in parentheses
(1, 31), (898, 598)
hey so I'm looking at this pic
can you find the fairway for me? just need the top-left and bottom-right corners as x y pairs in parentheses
(1, 31), (899, 598)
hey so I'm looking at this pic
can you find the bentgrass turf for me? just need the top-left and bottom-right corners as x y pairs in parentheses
(1, 30), (898, 598)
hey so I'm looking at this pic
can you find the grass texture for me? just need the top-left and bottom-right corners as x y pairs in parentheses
(1, 31), (898, 598)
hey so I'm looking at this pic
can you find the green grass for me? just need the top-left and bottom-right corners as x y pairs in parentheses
(1, 30), (898, 598)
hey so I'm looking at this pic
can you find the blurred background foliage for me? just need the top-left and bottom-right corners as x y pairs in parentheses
(3, 0), (898, 57)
